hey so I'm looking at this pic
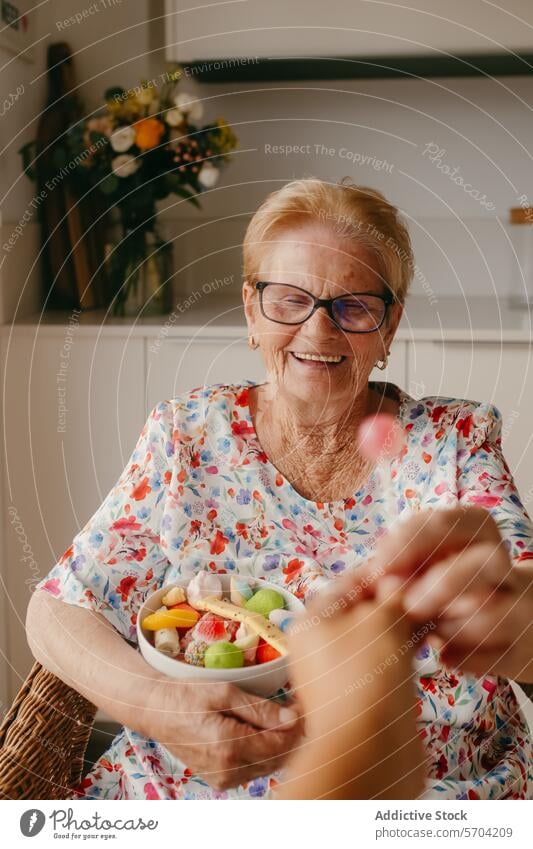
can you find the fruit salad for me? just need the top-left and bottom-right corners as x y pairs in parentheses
(141, 574), (297, 669)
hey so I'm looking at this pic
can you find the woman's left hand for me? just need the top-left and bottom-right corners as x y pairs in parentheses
(358, 506), (533, 680)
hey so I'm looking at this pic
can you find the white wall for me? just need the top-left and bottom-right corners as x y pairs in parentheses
(155, 70), (533, 304)
(166, 0), (533, 62)
(0, 1), (51, 712)
(1, 3), (48, 322)
(154, 1), (533, 304)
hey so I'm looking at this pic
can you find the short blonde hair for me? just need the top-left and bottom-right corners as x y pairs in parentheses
(243, 177), (414, 304)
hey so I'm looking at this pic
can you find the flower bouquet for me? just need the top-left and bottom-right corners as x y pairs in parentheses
(21, 66), (238, 315)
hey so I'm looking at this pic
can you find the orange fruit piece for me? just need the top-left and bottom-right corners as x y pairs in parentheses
(256, 638), (281, 664)
(142, 607), (199, 631)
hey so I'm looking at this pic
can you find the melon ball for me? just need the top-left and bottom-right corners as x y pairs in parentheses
(204, 641), (244, 669)
(245, 587), (285, 618)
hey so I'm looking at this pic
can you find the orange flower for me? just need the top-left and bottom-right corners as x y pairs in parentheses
(210, 529), (228, 555)
(131, 476), (151, 501)
(236, 522), (248, 539)
(134, 117), (165, 150)
(59, 544), (74, 563)
(283, 558), (304, 582)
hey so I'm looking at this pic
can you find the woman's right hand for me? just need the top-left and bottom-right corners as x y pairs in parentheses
(139, 677), (304, 791)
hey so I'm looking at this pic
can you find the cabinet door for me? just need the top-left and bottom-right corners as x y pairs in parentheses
(1, 332), (145, 701)
(145, 336), (406, 411)
(145, 336), (267, 411)
(407, 340), (533, 500)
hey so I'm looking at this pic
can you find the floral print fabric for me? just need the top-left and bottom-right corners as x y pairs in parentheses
(35, 380), (533, 799)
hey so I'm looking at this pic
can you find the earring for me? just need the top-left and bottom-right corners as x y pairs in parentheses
(248, 335), (259, 350)
(375, 350), (390, 371)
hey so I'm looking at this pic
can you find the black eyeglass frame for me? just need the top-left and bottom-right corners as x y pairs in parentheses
(254, 281), (394, 334)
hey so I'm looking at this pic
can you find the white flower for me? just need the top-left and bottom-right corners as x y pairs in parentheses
(137, 85), (155, 106)
(198, 162), (219, 188)
(165, 107), (184, 127)
(110, 126), (136, 152)
(174, 91), (204, 122)
(111, 154), (139, 178)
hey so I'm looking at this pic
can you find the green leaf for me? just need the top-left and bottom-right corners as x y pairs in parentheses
(100, 173), (120, 195)
(165, 172), (184, 191)
(52, 147), (69, 170)
(164, 172), (201, 207)
(105, 86), (125, 102)
(172, 185), (201, 208)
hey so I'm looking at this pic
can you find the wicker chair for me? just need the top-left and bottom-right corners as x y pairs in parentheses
(0, 661), (97, 799)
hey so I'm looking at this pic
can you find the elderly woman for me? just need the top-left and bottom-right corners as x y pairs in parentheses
(28, 179), (533, 800)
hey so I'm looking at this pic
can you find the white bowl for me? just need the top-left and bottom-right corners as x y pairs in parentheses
(137, 574), (305, 697)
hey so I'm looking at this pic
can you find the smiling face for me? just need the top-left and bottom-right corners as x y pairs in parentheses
(243, 222), (403, 415)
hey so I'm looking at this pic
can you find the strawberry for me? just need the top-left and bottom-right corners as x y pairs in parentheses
(256, 638), (281, 664)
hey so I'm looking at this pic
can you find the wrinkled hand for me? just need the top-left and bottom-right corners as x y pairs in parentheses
(358, 506), (533, 679)
(141, 678), (303, 791)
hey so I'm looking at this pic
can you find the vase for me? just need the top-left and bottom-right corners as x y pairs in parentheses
(105, 226), (173, 317)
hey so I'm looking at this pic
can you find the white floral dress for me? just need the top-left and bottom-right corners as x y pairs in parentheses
(35, 380), (533, 800)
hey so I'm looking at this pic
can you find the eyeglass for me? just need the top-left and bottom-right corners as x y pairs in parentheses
(255, 281), (393, 334)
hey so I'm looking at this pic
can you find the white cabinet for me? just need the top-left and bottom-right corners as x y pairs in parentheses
(164, 0), (533, 63)
(145, 336), (266, 411)
(408, 340), (533, 499)
(1, 331), (145, 700)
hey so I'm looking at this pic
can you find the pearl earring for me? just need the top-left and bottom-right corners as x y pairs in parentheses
(375, 350), (390, 370)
